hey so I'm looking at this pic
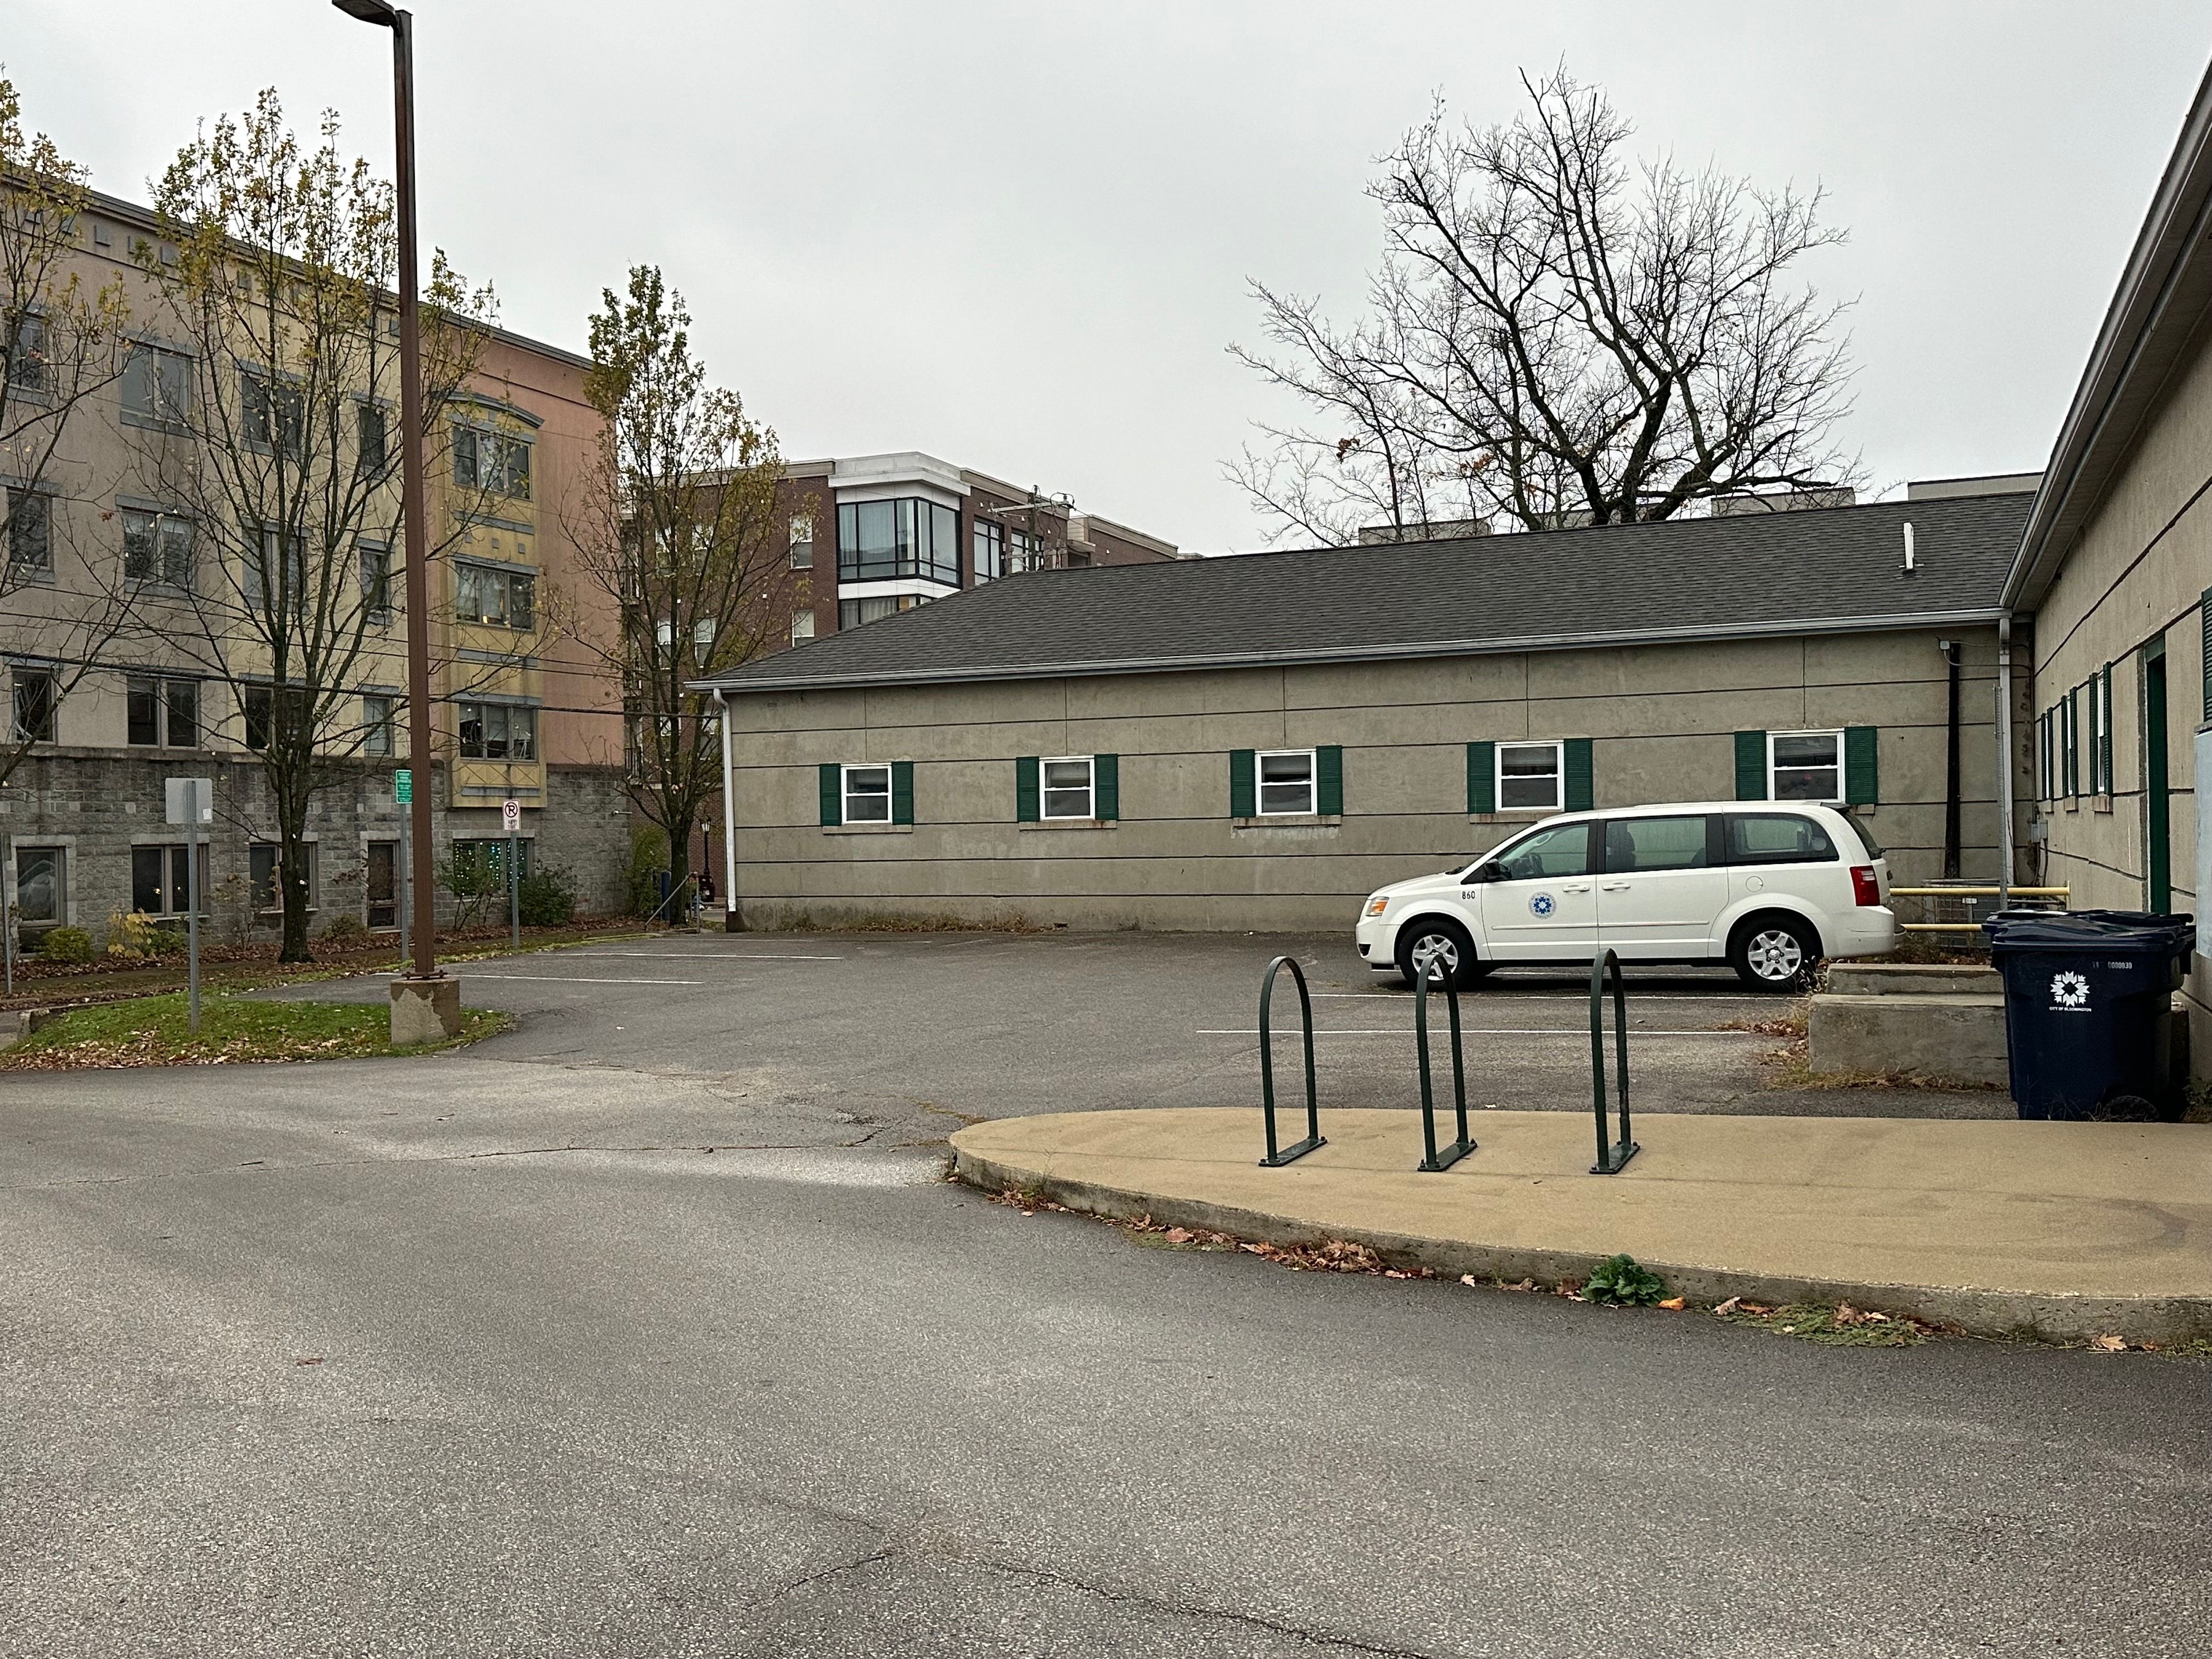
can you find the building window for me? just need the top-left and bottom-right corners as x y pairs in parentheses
(7, 488), (51, 573)
(1257, 749), (1316, 816)
(11, 669), (55, 742)
(789, 514), (814, 569)
(121, 342), (191, 425)
(2092, 671), (2112, 796)
(359, 543), (391, 619)
(454, 563), (535, 630)
(974, 520), (1004, 583)
(1768, 730), (1843, 803)
(1041, 756), (1094, 819)
(1495, 740), (1563, 812)
(244, 525), (306, 613)
(356, 402), (387, 475)
(2061, 692), (2079, 798)
(1008, 527), (1039, 573)
(241, 371), (304, 457)
(249, 842), (318, 913)
(362, 694), (395, 757)
(790, 609), (816, 645)
(453, 424), (531, 499)
(166, 679), (199, 748)
(127, 677), (160, 746)
(838, 593), (931, 630)
(5, 313), (47, 393)
(842, 764), (892, 824)
(836, 498), (961, 585)
(244, 685), (272, 751)
(121, 507), (194, 588)
(131, 844), (209, 917)
(452, 839), (533, 888)
(13, 844), (65, 924)
(457, 700), (536, 760)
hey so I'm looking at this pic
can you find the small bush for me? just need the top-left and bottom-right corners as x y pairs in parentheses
(625, 826), (668, 918)
(147, 926), (188, 955)
(40, 926), (94, 964)
(518, 865), (577, 927)
(1582, 1253), (1668, 1306)
(107, 910), (162, 959)
(320, 912), (368, 944)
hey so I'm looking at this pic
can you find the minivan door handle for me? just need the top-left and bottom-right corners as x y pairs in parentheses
(1600, 881), (1632, 891)
(1562, 882), (1593, 893)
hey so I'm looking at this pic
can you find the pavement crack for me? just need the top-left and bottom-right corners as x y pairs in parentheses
(744, 1546), (896, 1611)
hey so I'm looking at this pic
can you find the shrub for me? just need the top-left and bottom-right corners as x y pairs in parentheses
(1582, 1253), (1668, 1306)
(440, 843), (505, 930)
(625, 825), (668, 918)
(518, 866), (577, 928)
(320, 912), (368, 944)
(147, 926), (188, 955)
(40, 926), (94, 964)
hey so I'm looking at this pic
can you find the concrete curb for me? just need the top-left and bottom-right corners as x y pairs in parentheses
(952, 1147), (2212, 1346)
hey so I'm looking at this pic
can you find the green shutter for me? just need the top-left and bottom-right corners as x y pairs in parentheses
(818, 763), (842, 827)
(1844, 726), (1878, 806)
(1468, 741), (1495, 815)
(891, 760), (914, 825)
(1093, 753), (1119, 821)
(1563, 737), (1593, 812)
(1734, 731), (1767, 801)
(1015, 756), (1040, 823)
(1229, 749), (1256, 818)
(2100, 664), (2114, 795)
(2202, 589), (2212, 724)
(1316, 745), (1343, 816)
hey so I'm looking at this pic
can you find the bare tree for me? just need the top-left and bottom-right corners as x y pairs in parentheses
(567, 266), (802, 910)
(1230, 69), (1859, 544)
(135, 92), (494, 961)
(0, 71), (132, 789)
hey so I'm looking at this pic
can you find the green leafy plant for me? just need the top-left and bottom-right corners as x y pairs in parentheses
(518, 865), (577, 927)
(1582, 1253), (1668, 1306)
(440, 843), (505, 930)
(624, 825), (668, 918)
(39, 926), (93, 964)
(319, 912), (368, 944)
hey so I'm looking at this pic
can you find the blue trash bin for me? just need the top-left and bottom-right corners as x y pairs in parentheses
(1982, 909), (2194, 1120)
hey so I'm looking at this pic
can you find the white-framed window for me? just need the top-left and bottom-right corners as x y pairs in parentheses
(842, 764), (892, 824)
(2092, 669), (2112, 796)
(362, 694), (395, 757)
(1257, 748), (1316, 816)
(2061, 693), (2079, 797)
(1495, 740), (1563, 812)
(790, 609), (816, 645)
(1040, 756), (1094, 819)
(789, 514), (814, 570)
(1768, 729), (1843, 803)
(121, 507), (194, 588)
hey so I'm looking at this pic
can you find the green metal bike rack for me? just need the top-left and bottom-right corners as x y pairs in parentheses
(1413, 963), (1476, 1172)
(1258, 954), (1325, 1166)
(1589, 949), (1639, 1175)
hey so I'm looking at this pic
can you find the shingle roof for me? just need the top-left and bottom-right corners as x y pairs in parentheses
(696, 493), (2032, 695)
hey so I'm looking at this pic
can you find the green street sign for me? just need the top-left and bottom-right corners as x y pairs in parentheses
(395, 768), (412, 805)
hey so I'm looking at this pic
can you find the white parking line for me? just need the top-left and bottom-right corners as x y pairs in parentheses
(464, 974), (708, 986)
(1197, 1028), (1763, 1037)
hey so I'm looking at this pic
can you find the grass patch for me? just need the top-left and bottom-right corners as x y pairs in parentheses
(1, 992), (509, 1070)
(1715, 1298), (1930, 1346)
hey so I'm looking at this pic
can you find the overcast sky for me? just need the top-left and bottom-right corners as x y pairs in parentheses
(11, 2), (2211, 551)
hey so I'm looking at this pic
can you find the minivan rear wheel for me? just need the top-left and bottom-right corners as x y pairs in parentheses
(1729, 914), (1819, 992)
(1396, 919), (1488, 990)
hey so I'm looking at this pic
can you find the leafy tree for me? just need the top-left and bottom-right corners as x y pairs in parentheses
(569, 267), (806, 910)
(1231, 69), (1859, 544)
(134, 92), (494, 961)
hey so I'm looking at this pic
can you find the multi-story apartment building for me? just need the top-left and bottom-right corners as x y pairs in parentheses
(1, 188), (626, 952)
(778, 451), (1180, 645)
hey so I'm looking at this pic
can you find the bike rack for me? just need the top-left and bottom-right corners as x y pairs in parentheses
(1588, 949), (1639, 1175)
(1413, 963), (1476, 1172)
(1257, 954), (1325, 1166)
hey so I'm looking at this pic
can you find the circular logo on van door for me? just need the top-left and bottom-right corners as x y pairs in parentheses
(1529, 893), (1556, 918)
(2051, 971), (2090, 1010)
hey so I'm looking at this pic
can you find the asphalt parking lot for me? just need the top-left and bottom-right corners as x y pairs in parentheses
(276, 927), (2007, 1125)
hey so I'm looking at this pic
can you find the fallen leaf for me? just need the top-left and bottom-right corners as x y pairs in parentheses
(1163, 1228), (1193, 1244)
(294, 1357), (324, 1366)
(1713, 1296), (1742, 1316)
(1384, 1270), (1410, 1279)
(1657, 1297), (1685, 1310)
(2091, 1334), (2127, 1351)
(1740, 1302), (1774, 1317)
(1460, 1274), (1480, 1287)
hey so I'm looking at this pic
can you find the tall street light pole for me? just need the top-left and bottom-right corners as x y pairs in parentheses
(335, 0), (456, 1033)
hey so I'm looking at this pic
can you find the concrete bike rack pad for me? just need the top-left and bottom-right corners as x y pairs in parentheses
(950, 1107), (2212, 1344)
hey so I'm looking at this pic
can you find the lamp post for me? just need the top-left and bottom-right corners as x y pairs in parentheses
(335, 0), (456, 1035)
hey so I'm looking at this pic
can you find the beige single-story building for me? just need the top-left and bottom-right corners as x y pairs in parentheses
(698, 488), (2033, 933)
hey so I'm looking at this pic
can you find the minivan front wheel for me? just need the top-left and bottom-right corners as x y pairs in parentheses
(1396, 919), (1488, 990)
(1729, 914), (1819, 992)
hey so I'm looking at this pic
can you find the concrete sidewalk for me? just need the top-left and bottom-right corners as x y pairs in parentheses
(951, 1108), (2212, 1343)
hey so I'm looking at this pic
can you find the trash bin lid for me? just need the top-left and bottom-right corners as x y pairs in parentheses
(1982, 908), (2195, 950)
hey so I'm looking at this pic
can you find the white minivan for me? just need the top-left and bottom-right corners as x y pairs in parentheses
(1354, 801), (1895, 992)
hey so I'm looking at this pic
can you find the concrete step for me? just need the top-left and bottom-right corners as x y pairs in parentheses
(1827, 961), (2001, 998)
(1808, 991), (2009, 1088)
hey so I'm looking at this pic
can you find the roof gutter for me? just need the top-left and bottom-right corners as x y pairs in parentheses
(2004, 55), (2212, 611)
(691, 605), (2009, 698)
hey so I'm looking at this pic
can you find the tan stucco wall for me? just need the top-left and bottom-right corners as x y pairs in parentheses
(2028, 309), (2212, 1060)
(724, 624), (2010, 932)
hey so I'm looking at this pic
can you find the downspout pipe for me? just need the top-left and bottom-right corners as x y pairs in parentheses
(716, 687), (740, 933)
(1941, 639), (1963, 880)
(1995, 615), (2015, 912)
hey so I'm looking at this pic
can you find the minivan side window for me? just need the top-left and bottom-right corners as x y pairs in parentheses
(1493, 821), (1593, 881)
(1726, 813), (1838, 866)
(1604, 815), (1716, 873)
